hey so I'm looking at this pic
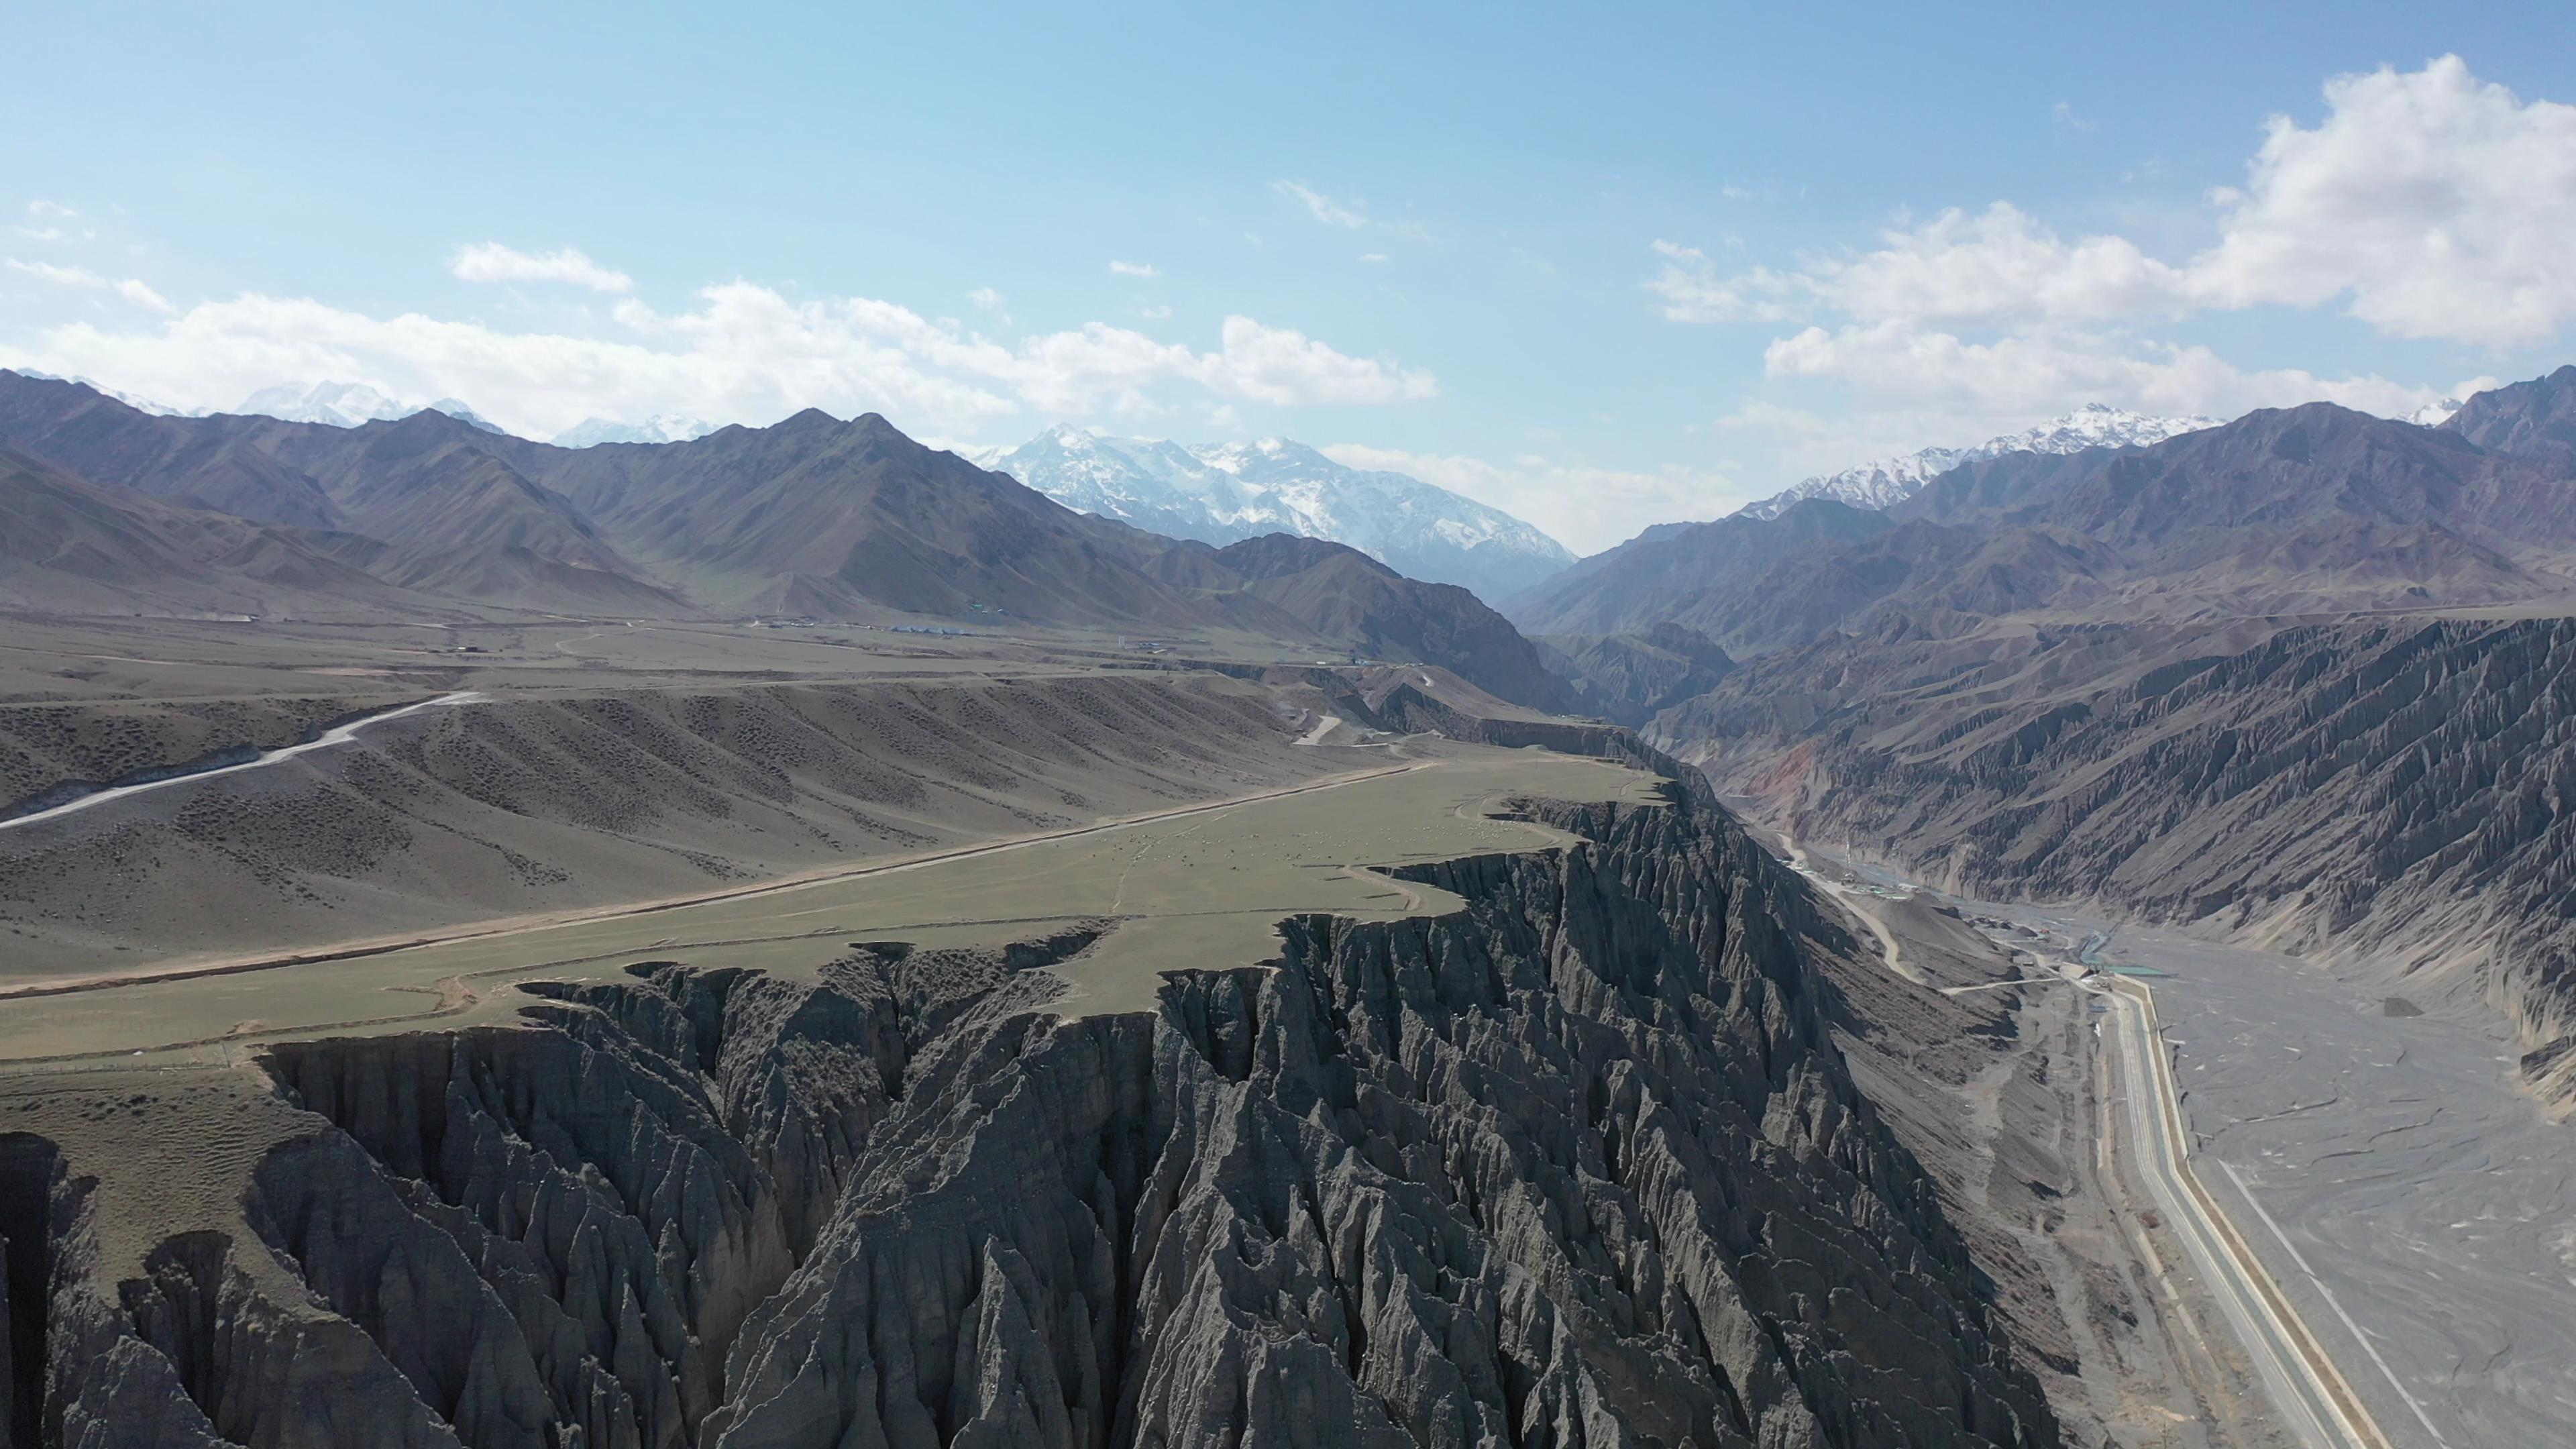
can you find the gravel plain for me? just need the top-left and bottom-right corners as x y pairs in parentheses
(1971, 904), (2576, 1449)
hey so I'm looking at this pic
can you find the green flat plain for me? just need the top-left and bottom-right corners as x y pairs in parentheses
(1, 741), (1660, 1071)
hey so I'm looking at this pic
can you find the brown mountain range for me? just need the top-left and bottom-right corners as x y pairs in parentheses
(0, 370), (1572, 708)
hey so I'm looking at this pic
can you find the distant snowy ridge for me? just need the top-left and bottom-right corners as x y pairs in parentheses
(989, 425), (1575, 602)
(554, 413), (718, 447)
(2404, 396), (2464, 427)
(1735, 404), (2226, 519)
(235, 380), (416, 427)
(11, 369), (192, 417)
(229, 380), (501, 433)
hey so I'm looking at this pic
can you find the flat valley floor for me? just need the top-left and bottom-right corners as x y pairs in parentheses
(1943, 892), (2576, 1448)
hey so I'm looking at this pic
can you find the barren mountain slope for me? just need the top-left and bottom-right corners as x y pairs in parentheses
(0, 674), (1319, 974)
(1534, 623), (1737, 725)
(1521, 402), (2576, 659)
(1201, 533), (1576, 709)
(0, 370), (344, 530)
(0, 445), (449, 621)
(506, 410), (1233, 625)
(0, 374), (684, 616)
(2444, 362), (2576, 474)
(1510, 498), (1894, 642)
(1671, 614), (2576, 1110)
(263, 411), (643, 576)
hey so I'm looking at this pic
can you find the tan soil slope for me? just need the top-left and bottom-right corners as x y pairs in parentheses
(0, 673), (1322, 978)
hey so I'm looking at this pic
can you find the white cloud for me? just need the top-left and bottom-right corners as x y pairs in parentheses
(1646, 239), (1800, 323)
(1715, 401), (1833, 437)
(1195, 315), (1436, 406)
(115, 279), (174, 314)
(1108, 260), (1161, 278)
(1658, 56), (2568, 482)
(1664, 58), (2576, 350)
(7, 258), (103, 286)
(1748, 319), (2470, 476)
(1809, 204), (2191, 327)
(1358, 253), (1390, 264)
(2190, 56), (2576, 346)
(3, 280), (1434, 439)
(26, 201), (74, 219)
(1760, 320), (2450, 417)
(6, 259), (102, 288)
(1323, 442), (1737, 554)
(967, 286), (1006, 310)
(448, 243), (634, 293)
(6, 258), (172, 313)
(1274, 180), (1366, 228)
(14, 227), (64, 241)
(2051, 101), (2094, 132)
(1140, 305), (1172, 319)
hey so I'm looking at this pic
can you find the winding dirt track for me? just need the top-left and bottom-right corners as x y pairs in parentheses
(0, 691), (486, 835)
(0, 756), (1431, 1004)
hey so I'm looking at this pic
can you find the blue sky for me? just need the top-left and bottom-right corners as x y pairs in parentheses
(6, 2), (2574, 551)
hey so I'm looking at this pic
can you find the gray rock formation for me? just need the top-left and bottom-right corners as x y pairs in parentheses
(7, 793), (2063, 1446)
(1678, 614), (2576, 1110)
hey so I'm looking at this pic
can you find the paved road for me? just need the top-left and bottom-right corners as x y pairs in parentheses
(2104, 978), (2393, 1449)
(0, 691), (486, 835)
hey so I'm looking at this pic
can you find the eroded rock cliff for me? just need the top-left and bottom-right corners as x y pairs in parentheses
(9, 792), (2061, 1448)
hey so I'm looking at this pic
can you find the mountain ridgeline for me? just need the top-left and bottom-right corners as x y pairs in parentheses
(1500, 366), (2576, 1114)
(0, 371), (1568, 709)
(987, 425), (1576, 604)
(1513, 396), (2576, 654)
(1731, 403), (2222, 521)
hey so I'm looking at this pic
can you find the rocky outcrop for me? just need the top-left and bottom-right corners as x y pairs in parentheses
(1682, 614), (2576, 1110)
(710, 798), (2052, 1449)
(12, 799), (2063, 1446)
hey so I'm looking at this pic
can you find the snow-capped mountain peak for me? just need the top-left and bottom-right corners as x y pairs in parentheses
(1735, 404), (2226, 520)
(552, 413), (719, 448)
(234, 380), (417, 428)
(9, 370), (191, 416)
(2404, 396), (2465, 427)
(226, 380), (506, 433)
(986, 428), (1575, 602)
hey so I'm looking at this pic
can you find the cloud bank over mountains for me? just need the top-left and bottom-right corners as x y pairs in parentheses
(0, 57), (2565, 547)
(1666, 56), (2544, 472)
(0, 274), (1437, 443)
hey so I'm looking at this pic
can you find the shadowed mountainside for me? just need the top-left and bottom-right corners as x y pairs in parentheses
(1534, 623), (1737, 725)
(1181, 533), (1576, 710)
(1671, 614), (2576, 1112)
(0, 445), (448, 621)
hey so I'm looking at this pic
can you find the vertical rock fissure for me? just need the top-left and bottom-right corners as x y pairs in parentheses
(0, 1134), (62, 1449)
